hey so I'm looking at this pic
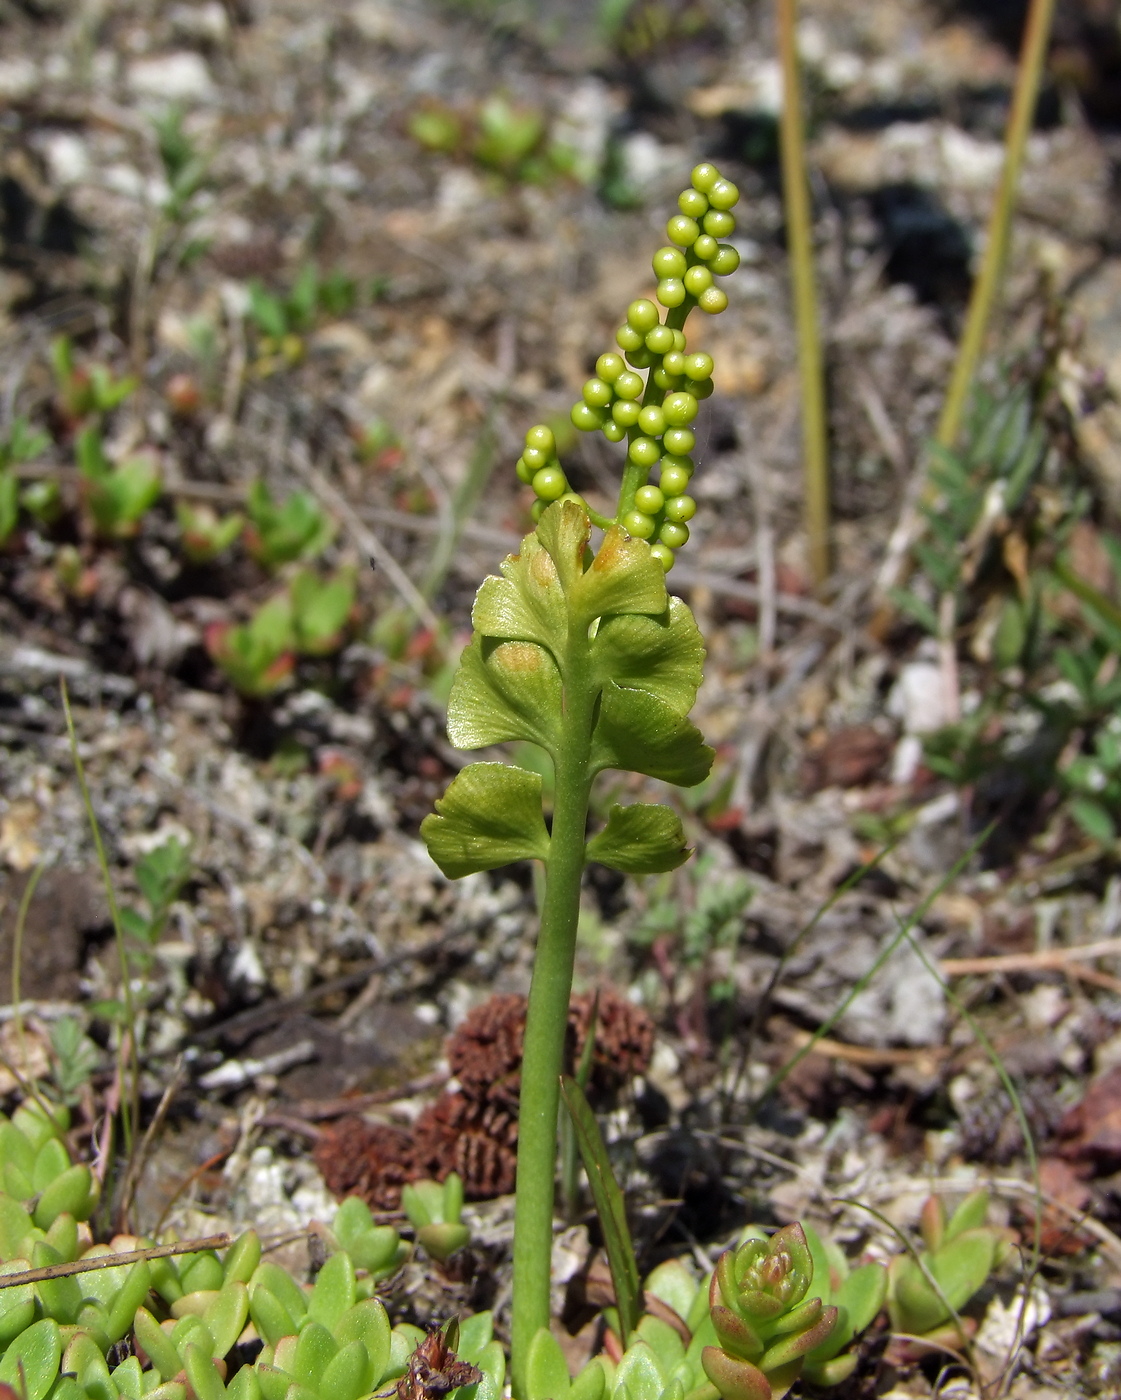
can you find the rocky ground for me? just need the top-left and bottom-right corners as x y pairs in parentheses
(2, 0), (1121, 1395)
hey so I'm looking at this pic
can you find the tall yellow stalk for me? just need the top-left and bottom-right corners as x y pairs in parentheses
(936, 0), (1057, 450)
(776, 0), (829, 588)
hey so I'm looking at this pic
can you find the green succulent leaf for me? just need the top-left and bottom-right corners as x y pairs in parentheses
(34, 1163), (93, 1229)
(204, 1280), (249, 1357)
(255, 1366), (289, 1400)
(307, 1252), (355, 1332)
(614, 1340), (664, 1400)
(333, 1197), (375, 1246)
(106, 1260), (153, 1341)
(457, 1312), (493, 1365)
(0, 1261), (36, 1344)
(223, 1233), (262, 1287)
(586, 804), (690, 874)
(525, 1326), (570, 1400)
(710, 1307), (763, 1364)
(888, 1257), (947, 1336)
(945, 1190), (989, 1243)
(0, 1196), (35, 1259)
(448, 636), (563, 753)
(836, 1264), (888, 1340)
(292, 1321), (339, 1389)
(591, 683), (713, 787)
(758, 1305), (837, 1370)
(443, 1172), (465, 1224)
(0, 472), (18, 544)
(802, 1353), (857, 1387)
(422, 763), (550, 877)
(570, 1360), (606, 1400)
(34, 1241), (82, 1323)
(643, 1260), (699, 1327)
(184, 1344), (226, 1400)
(320, 1340), (374, 1400)
(700, 1347), (770, 1400)
(634, 1316), (685, 1376)
(591, 602), (704, 716)
(226, 1367), (260, 1400)
(249, 1285), (296, 1349)
(471, 1340), (506, 1400)
(135, 1305), (184, 1380)
(252, 1263), (308, 1324)
(401, 1181), (442, 1230)
(0, 1317), (62, 1400)
(417, 1222), (470, 1262)
(931, 1230), (996, 1313)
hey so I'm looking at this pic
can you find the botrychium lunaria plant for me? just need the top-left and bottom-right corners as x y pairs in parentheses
(420, 162), (740, 1397)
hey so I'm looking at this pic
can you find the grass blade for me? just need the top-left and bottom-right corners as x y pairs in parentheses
(559, 1073), (640, 1345)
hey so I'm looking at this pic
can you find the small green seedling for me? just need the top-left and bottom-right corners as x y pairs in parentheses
(330, 1198), (408, 1280)
(886, 1190), (1004, 1352)
(118, 837), (192, 972)
(0, 417), (51, 544)
(153, 105), (211, 223)
(702, 1224), (839, 1400)
(401, 1173), (470, 1263)
(51, 338), (138, 425)
(290, 568), (357, 655)
(47, 1018), (101, 1105)
(176, 502), (244, 564)
(244, 481), (334, 570)
(205, 595), (296, 697)
(408, 103), (463, 155)
(75, 427), (162, 540)
(472, 94), (546, 176)
(409, 93), (576, 185)
(247, 265), (358, 376)
(799, 1224), (887, 1387)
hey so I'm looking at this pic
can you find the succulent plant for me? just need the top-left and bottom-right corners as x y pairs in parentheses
(886, 1190), (1005, 1354)
(702, 1225), (838, 1400)
(329, 1197), (408, 1280)
(400, 1174), (470, 1264)
(799, 1223), (887, 1386)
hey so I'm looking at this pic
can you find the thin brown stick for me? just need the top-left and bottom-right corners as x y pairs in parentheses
(787, 1027), (949, 1068)
(941, 937), (1121, 975)
(0, 1234), (230, 1290)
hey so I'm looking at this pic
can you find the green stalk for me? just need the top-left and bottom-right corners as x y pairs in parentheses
(62, 680), (139, 1152)
(935, 0), (1056, 451)
(776, 0), (829, 588)
(510, 620), (596, 1400)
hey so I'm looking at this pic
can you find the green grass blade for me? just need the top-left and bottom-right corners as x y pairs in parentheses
(560, 1074), (640, 1345)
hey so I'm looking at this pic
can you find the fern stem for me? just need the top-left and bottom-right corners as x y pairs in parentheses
(510, 623), (595, 1399)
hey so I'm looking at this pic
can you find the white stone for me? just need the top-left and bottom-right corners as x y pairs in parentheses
(0, 58), (38, 101)
(36, 132), (90, 188)
(620, 131), (687, 193)
(975, 1284), (1051, 1362)
(168, 2), (228, 41)
(127, 52), (214, 104)
(939, 126), (1004, 191)
(436, 166), (486, 220)
(552, 78), (620, 185)
(887, 659), (954, 734)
